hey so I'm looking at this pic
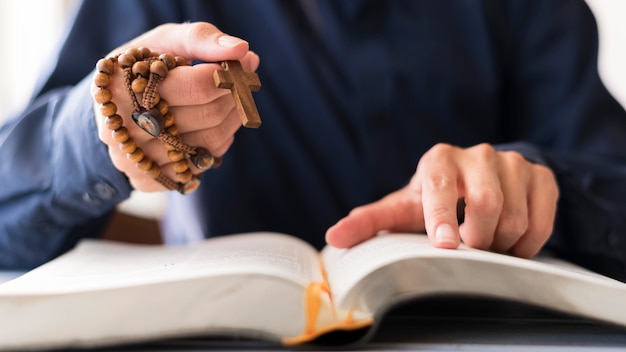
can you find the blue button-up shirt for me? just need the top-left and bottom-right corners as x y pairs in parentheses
(1, 0), (626, 280)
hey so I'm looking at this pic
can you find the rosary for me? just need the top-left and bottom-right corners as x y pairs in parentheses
(92, 48), (262, 194)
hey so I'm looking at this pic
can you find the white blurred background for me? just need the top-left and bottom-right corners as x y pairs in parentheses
(0, 0), (165, 219)
(0, 0), (624, 220)
(0, 0), (78, 122)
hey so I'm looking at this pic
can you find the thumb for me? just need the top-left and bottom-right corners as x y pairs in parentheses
(119, 22), (250, 62)
(325, 187), (425, 248)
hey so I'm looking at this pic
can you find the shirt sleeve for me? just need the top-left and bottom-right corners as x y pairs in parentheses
(0, 0), (184, 269)
(495, 0), (626, 281)
(0, 76), (133, 269)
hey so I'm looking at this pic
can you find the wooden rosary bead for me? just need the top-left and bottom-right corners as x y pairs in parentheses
(132, 61), (150, 77)
(131, 77), (148, 93)
(163, 112), (174, 128)
(172, 159), (189, 173)
(100, 102), (117, 117)
(96, 58), (114, 75)
(136, 157), (153, 172)
(145, 163), (161, 178)
(119, 139), (137, 154)
(112, 127), (130, 143)
(176, 169), (193, 183)
(93, 88), (112, 104)
(159, 53), (177, 70)
(156, 100), (168, 116)
(150, 60), (168, 77)
(166, 124), (179, 136)
(93, 72), (110, 88)
(162, 142), (177, 151)
(105, 114), (124, 130)
(117, 53), (137, 68)
(126, 148), (145, 163)
(125, 47), (143, 61)
(167, 150), (185, 162)
(213, 156), (223, 169)
(138, 47), (152, 59)
(175, 56), (187, 67)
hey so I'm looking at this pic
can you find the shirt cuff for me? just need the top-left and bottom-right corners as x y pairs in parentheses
(50, 74), (133, 219)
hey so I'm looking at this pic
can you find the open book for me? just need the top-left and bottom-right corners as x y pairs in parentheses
(1, 232), (626, 351)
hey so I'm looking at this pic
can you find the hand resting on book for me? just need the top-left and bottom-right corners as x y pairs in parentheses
(326, 143), (559, 259)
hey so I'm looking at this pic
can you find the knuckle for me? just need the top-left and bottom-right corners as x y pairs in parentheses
(196, 119), (231, 148)
(201, 95), (235, 125)
(197, 129), (220, 149)
(417, 143), (455, 173)
(184, 22), (219, 40)
(349, 205), (369, 217)
(423, 143), (456, 161)
(181, 82), (207, 105)
(154, 22), (177, 33)
(502, 151), (530, 181)
(471, 143), (497, 161)
(176, 65), (230, 105)
(176, 68), (215, 105)
(502, 150), (526, 165)
(501, 151), (528, 171)
(424, 174), (456, 192)
(465, 188), (503, 214)
(498, 210), (529, 236)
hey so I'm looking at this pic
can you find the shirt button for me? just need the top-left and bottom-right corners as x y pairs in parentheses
(94, 182), (116, 200)
(82, 192), (102, 206)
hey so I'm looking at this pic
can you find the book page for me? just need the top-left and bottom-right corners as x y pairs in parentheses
(0, 232), (329, 350)
(0, 271), (22, 285)
(0, 232), (322, 294)
(321, 233), (626, 327)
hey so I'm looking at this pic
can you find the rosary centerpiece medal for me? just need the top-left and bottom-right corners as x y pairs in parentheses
(132, 108), (165, 137)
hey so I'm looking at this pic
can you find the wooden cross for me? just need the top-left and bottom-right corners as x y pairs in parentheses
(213, 60), (262, 128)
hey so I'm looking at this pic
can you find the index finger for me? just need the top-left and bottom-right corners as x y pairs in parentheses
(157, 63), (231, 106)
(418, 146), (462, 249)
(158, 51), (261, 106)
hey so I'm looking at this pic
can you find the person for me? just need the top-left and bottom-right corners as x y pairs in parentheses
(0, 0), (625, 281)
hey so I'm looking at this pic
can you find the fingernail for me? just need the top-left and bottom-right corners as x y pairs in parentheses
(217, 35), (247, 47)
(435, 224), (458, 245)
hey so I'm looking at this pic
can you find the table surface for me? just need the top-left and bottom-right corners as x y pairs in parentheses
(2, 273), (626, 351)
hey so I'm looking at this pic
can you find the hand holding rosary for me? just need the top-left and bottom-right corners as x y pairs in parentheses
(92, 47), (261, 194)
